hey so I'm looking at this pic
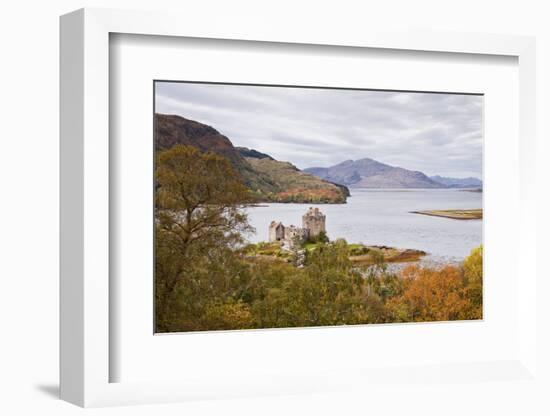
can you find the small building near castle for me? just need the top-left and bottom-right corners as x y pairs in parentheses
(268, 221), (285, 242)
(268, 207), (326, 249)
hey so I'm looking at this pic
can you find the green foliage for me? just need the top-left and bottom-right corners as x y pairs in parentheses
(462, 245), (483, 319)
(201, 300), (254, 330)
(241, 242), (291, 259)
(347, 243), (370, 256)
(155, 145), (254, 332)
(363, 252), (402, 301)
(252, 240), (370, 327)
(305, 230), (330, 244)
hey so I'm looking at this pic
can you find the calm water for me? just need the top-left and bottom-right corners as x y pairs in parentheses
(244, 189), (482, 264)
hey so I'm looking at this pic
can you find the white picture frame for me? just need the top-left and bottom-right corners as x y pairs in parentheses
(60, 7), (539, 408)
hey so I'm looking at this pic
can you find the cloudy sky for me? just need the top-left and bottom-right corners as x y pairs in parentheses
(155, 82), (483, 179)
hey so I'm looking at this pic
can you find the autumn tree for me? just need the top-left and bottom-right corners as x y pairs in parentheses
(252, 240), (378, 328)
(155, 145), (254, 332)
(462, 245), (483, 319)
(387, 265), (470, 322)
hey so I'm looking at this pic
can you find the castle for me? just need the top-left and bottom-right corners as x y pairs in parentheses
(269, 207), (326, 248)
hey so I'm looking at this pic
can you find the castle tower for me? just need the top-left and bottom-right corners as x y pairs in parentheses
(302, 207), (326, 238)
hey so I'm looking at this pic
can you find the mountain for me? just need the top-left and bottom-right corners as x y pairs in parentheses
(304, 158), (444, 189)
(245, 157), (348, 203)
(429, 175), (482, 188)
(156, 113), (283, 195)
(155, 113), (348, 203)
(235, 147), (274, 160)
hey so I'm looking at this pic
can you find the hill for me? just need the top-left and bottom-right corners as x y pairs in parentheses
(245, 157), (348, 203)
(235, 147), (274, 160)
(155, 113), (279, 193)
(155, 113), (348, 203)
(429, 175), (482, 188)
(305, 158), (444, 189)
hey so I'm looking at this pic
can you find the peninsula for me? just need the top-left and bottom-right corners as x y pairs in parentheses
(155, 113), (349, 203)
(411, 209), (483, 220)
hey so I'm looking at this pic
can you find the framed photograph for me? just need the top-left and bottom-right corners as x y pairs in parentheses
(60, 8), (539, 408)
(152, 80), (484, 335)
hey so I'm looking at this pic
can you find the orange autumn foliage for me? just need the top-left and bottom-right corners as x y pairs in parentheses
(388, 265), (475, 322)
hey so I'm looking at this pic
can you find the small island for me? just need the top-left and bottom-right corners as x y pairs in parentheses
(243, 207), (426, 266)
(411, 209), (482, 220)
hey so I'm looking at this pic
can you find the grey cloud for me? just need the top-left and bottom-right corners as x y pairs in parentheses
(155, 82), (483, 178)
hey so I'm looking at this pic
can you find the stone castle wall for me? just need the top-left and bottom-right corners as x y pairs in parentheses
(285, 225), (309, 241)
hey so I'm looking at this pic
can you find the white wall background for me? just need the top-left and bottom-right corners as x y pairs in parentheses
(0, 1), (548, 415)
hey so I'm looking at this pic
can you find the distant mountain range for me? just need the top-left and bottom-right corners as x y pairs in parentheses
(429, 175), (482, 188)
(155, 114), (349, 203)
(304, 159), (481, 189)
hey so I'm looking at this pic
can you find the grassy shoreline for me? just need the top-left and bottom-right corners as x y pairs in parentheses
(242, 241), (427, 265)
(411, 209), (482, 220)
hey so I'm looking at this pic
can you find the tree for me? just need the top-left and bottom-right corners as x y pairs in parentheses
(201, 300), (254, 330)
(249, 240), (372, 328)
(305, 230), (330, 244)
(155, 145), (254, 331)
(462, 245), (483, 319)
(387, 265), (470, 322)
(316, 230), (330, 243)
